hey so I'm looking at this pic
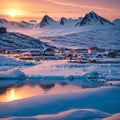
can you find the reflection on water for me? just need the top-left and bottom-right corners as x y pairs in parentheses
(0, 83), (82, 102)
(8, 88), (20, 101)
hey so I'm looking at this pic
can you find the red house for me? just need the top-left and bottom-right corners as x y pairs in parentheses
(88, 47), (96, 54)
(2, 49), (9, 54)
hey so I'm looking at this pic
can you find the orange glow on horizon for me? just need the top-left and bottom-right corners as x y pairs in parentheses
(8, 9), (23, 17)
(0, 0), (119, 21)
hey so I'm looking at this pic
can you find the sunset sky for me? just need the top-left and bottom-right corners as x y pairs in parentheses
(0, 0), (120, 21)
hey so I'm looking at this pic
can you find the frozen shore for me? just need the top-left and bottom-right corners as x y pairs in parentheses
(0, 87), (120, 119)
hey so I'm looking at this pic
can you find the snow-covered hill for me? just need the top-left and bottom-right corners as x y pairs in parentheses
(40, 27), (120, 49)
(0, 32), (47, 51)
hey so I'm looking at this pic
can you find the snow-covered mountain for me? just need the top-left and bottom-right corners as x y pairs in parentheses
(0, 18), (34, 29)
(33, 11), (115, 35)
(36, 16), (82, 28)
(0, 11), (116, 30)
(0, 11), (118, 37)
(36, 15), (56, 28)
(113, 19), (120, 26)
(60, 17), (68, 25)
(76, 11), (114, 27)
(0, 32), (48, 51)
(75, 17), (83, 26)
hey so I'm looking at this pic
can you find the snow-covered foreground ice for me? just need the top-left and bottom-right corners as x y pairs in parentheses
(0, 68), (26, 80)
(0, 55), (35, 66)
(23, 60), (120, 81)
(1, 59), (120, 87)
(0, 57), (120, 119)
(1, 110), (120, 120)
(0, 87), (120, 119)
(0, 54), (35, 80)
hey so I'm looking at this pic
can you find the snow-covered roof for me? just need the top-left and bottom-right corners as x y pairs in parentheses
(15, 48), (41, 52)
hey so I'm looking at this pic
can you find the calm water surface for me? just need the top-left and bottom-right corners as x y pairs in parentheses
(0, 83), (82, 102)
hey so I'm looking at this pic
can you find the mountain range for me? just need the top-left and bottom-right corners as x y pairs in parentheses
(36, 11), (115, 28)
(0, 11), (120, 51)
(0, 11), (120, 29)
(0, 19), (34, 29)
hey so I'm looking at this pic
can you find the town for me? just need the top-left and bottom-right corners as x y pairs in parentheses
(1, 46), (120, 64)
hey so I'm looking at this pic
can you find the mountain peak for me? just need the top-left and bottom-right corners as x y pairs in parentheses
(60, 17), (68, 25)
(43, 15), (52, 20)
(39, 15), (55, 28)
(89, 11), (96, 14)
(78, 11), (114, 26)
(113, 18), (120, 26)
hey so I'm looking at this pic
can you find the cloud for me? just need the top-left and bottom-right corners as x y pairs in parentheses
(46, 0), (117, 12)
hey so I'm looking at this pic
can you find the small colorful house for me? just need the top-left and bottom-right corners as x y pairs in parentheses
(88, 47), (97, 54)
(2, 49), (9, 54)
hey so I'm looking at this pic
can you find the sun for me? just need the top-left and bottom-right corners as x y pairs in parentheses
(8, 9), (19, 17)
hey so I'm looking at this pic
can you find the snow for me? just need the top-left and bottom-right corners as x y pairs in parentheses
(0, 87), (120, 119)
(22, 60), (120, 78)
(0, 109), (111, 120)
(0, 19), (34, 29)
(0, 32), (47, 51)
(113, 19), (120, 26)
(76, 11), (114, 27)
(0, 55), (35, 66)
(0, 68), (26, 79)
(0, 11), (115, 39)
(0, 55), (23, 66)
(0, 56), (120, 119)
(1, 12), (118, 51)
(0, 54), (35, 80)
(39, 27), (120, 49)
(103, 113), (120, 120)
(0, 57), (120, 87)
(8, 21), (115, 39)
